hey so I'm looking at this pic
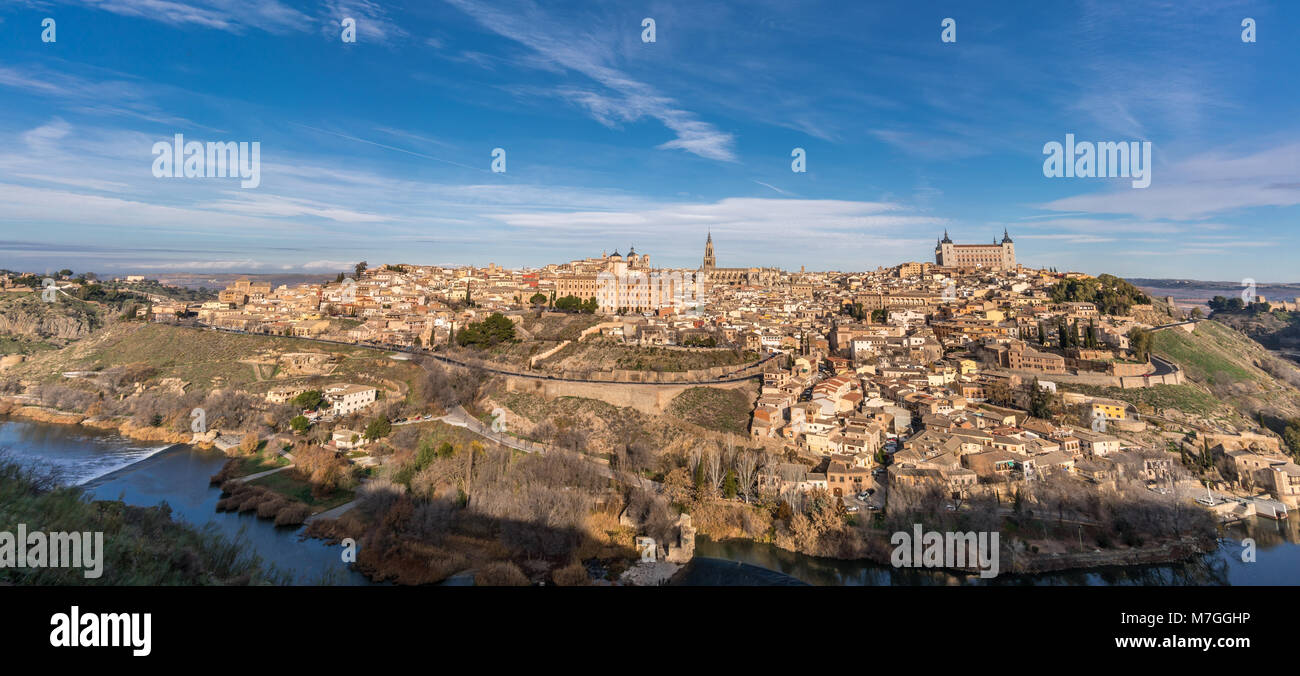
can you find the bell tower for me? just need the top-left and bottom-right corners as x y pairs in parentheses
(702, 231), (716, 270)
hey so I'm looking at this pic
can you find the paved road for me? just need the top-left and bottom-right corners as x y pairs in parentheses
(1149, 354), (1178, 376)
(235, 464), (295, 483)
(1149, 319), (1201, 332)
(304, 498), (360, 524)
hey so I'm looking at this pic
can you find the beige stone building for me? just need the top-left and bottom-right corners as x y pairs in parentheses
(935, 230), (1016, 269)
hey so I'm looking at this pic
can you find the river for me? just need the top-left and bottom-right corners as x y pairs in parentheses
(0, 417), (370, 585)
(678, 515), (1300, 585)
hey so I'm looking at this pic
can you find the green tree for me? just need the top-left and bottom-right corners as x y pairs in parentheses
(364, 417), (392, 441)
(354, 261), (367, 279)
(292, 390), (324, 411)
(1028, 378), (1053, 419)
(290, 415), (310, 433)
(554, 295), (583, 312)
(456, 313), (517, 347)
(1283, 420), (1300, 460)
(723, 469), (738, 499)
(1128, 327), (1153, 362)
(528, 292), (547, 306)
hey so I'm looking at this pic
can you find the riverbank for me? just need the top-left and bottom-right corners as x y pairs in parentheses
(0, 398), (215, 449)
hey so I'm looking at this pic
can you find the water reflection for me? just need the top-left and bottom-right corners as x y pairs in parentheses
(686, 517), (1298, 587)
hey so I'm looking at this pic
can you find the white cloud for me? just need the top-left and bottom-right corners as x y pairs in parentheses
(1036, 143), (1300, 220)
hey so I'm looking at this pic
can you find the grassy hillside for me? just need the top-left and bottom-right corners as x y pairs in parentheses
(1153, 321), (1261, 384)
(667, 387), (753, 435)
(1151, 320), (1300, 424)
(1067, 383), (1224, 419)
(542, 340), (760, 373)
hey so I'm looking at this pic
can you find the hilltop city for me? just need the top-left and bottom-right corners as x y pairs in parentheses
(3, 230), (1300, 584)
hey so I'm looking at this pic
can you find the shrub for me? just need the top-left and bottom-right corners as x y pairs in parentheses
(551, 561), (589, 586)
(274, 502), (312, 526)
(474, 561), (530, 586)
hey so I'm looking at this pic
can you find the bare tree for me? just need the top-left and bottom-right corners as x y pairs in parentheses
(704, 447), (724, 494)
(734, 450), (759, 502)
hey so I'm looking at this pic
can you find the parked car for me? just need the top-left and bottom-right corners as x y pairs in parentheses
(845, 504), (859, 513)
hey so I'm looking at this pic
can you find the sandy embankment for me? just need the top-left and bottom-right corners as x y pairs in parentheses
(0, 398), (215, 448)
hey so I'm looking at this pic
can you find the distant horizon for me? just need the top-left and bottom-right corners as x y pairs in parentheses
(7, 260), (1300, 289)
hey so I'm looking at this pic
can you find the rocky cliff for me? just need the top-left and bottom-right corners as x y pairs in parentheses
(0, 294), (106, 341)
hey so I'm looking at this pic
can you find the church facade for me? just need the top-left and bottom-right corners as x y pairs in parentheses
(935, 230), (1016, 270)
(700, 233), (782, 287)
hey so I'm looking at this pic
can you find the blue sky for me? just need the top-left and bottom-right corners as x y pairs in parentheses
(0, 0), (1297, 280)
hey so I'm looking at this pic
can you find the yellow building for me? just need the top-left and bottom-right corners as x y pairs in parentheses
(1091, 401), (1127, 420)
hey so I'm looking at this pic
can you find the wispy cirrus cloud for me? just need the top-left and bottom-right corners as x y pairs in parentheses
(65, 0), (311, 33)
(444, 0), (736, 161)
